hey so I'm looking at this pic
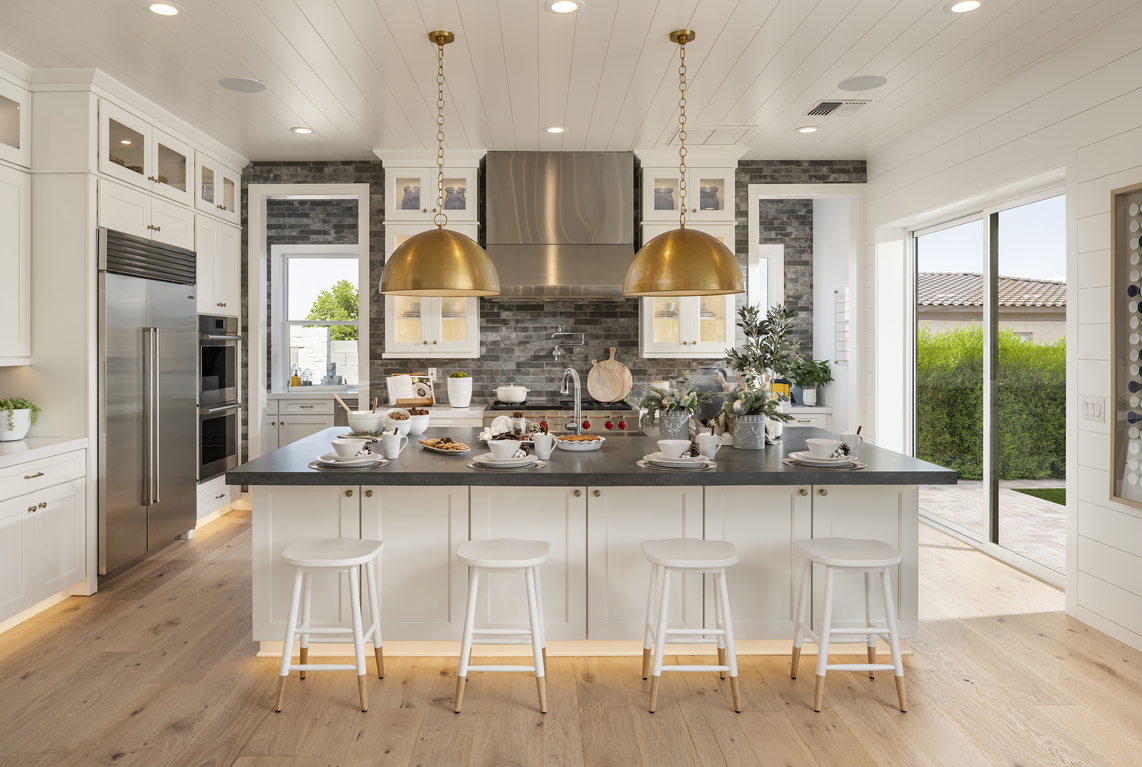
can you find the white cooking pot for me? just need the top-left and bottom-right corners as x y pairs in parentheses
(495, 383), (529, 403)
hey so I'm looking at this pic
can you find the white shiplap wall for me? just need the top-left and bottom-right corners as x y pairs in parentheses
(865, 7), (1142, 650)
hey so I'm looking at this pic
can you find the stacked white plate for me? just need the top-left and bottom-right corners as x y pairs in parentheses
(788, 451), (854, 468)
(471, 452), (539, 469)
(643, 451), (711, 469)
(315, 451), (385, 468)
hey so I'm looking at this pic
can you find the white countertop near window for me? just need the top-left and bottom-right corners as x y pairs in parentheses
(0, 437), (88, 470)
(267, 389), (359, 400)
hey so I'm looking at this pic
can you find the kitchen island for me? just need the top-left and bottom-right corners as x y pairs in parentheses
(228, 427), (955, 656)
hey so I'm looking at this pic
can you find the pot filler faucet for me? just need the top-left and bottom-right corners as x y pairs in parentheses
(551, 325), (584, 359)
(560, 368), (583, 435)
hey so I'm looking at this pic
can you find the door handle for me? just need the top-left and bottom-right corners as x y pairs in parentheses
(200, 403), (241, 415)
(215, 493), (226, 499)
(148, 327), (161, 505)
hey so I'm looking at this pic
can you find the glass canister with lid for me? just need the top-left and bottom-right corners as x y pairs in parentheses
(699, 185), (720, 211)
(654, 187), (675, 211)
(444, 186), (466, 210)
(401, 185), (421, 210)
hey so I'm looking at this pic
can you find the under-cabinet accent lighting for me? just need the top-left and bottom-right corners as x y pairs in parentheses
(121, 140), (132, 144)
(544, 0), (584, 13)
(944, 1), (981, 12)
(795, 126), (819, 134)
(148, 2), (182, 16)
(290, 127), (314, 135)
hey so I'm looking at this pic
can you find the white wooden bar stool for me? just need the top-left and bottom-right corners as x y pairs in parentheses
(454, 538), (550, 715)
(790, 537), (907, 713)
(275, 537), (385, 714)
(640, 538), (741, 713)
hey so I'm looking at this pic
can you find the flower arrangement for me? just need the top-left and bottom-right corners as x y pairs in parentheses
(720, 385), (792, 423)
(790, 359), (834, 390)
(0, 397), (40, 430)
(632, 372), (712, 429)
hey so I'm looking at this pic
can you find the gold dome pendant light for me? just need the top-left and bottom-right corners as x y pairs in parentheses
(623, 30), (744, 297)
(379, 31), (500, 297)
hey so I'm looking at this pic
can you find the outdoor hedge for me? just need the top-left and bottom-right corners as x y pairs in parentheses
(916, 325), (1065, 481)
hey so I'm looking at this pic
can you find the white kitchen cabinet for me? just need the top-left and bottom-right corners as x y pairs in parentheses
(0, 76), (31, 168)
(809, 485), (919, 638)
(98, 179), (195, 250)
(194, 153), (240, 225)
(784, 408), (832, 431)
(704, 485), (812, 639)
(263, 413), (280, 452)
(196, 475), (236, 521)
(0, 492), (33, 618)
(586, 485), (704, 640)
(29, 479), (85, 598)
(361, 486), (469, 640)
(383, 223), (480, 358)
(470, 486), (587, 641)
(0, 164), (31, 365)
(640, 166), (735, 224)
(276, 415), (335, 448)
(99, 101), (193, 206)
(251, 485), (361, 641)
(195, 215), (240, 317)
(385, 165), (477, 224)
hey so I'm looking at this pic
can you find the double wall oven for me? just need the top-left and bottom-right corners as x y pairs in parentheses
(198, 315), (241, 481)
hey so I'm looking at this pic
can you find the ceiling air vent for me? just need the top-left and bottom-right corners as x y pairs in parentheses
(806, 100), (869, 117)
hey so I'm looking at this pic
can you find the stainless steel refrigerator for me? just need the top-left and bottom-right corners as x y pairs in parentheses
(98, 228), (198, 576)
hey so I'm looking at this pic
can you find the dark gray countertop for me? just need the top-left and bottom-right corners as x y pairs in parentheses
(228, 427), (957, 487)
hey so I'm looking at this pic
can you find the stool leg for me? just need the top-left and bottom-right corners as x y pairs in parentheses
(649, 567), (672, 713)
(276, 568), (305, 712)
(717, 569), (741, 713)
(814, 566), (836, 713)
(790, 555), (811, 680)
(533, 564), (547, 676)
(864, 570), (877, 679)
(525, 566), (547, 714)
(365, 558), (384, 679)
(713, 571), (726, 680)
(348, 566), (368, 712)
(642, 564), (661, 680)
(299, 572), (312, 680)
(880, 566), (907, 712)
(455, 566), (480, 713)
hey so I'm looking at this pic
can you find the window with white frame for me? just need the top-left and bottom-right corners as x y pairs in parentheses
(281, 251), (360, 386)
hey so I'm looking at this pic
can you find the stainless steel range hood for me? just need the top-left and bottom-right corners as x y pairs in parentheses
(485, 151), (634, 299)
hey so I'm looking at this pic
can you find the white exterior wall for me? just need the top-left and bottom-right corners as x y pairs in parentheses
(865, 8), (1142, 648)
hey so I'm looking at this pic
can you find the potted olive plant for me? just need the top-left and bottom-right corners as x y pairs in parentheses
(633, 372), (711, 441)
(790, 359), (834, 407)
(0, 397), (41, 442)
(721, 304), (800, 449)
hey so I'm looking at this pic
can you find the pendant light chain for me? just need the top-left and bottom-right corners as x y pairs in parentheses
(434, 38), (448, 229)
(677, 34), (688, 230)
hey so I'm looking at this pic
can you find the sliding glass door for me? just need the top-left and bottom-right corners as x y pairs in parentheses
(914, 193), (1067, 574)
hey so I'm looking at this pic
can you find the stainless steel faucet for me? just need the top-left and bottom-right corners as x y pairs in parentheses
(560, 367), (582, 435)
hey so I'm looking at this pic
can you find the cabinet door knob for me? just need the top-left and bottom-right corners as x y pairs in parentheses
(799, 489), (808, 496)
(573, 490), (581, 497)
(593, 489), (601, 497)
(423, 340), (428, 345)
(155, 226), (160, 231)
(365, 490), (373, 497)
(432, 340), (438, 344)
(345, 490), (353, 497)
(819, 488), (828, 496)
(422, 208), (428, 213)
(38, 501), (47, 508)
(28, 506), (35, 513)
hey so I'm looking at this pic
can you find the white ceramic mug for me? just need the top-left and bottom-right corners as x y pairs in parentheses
(696, 433), (722, 459)
(532, 433), (557, 460)
(840, 431), (863, 458)
(380, 433), (408, 459)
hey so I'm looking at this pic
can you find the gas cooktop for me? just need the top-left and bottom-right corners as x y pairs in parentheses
(488, 399), (633, 411)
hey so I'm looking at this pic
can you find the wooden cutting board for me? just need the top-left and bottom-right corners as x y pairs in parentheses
(587, 347), (633, 403)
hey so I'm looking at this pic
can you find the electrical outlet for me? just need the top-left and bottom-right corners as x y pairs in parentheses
(428, 367), (438, 382)
(1081, 395), (1105, 423)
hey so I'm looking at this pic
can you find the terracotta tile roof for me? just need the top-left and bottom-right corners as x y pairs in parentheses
(917, 272), (1066, 307)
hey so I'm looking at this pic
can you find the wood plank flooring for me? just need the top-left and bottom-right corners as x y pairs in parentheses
(1, 510), (1140, 766)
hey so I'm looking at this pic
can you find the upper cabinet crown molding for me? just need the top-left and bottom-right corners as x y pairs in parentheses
(373, 149), (484, 167)
(634, 147), (746, 167)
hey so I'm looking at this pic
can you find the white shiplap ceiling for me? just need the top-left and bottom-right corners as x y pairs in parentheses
(0, 0), (1136, 162)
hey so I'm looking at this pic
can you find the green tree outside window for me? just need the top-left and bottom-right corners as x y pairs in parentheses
(304, 279), (358, 341)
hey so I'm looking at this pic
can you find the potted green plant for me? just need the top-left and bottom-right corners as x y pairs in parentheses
(447, 371), (472, 408)
(0, 397), (41, 442)
(790, 359), (834, 407)
(633, 372), (711, 441)
(722, 304), (800, 449)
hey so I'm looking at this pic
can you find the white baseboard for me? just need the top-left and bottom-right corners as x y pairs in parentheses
(0, 583), (83, 637)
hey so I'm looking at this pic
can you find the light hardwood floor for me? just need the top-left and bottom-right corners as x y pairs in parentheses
(1, 510), (1141, 767)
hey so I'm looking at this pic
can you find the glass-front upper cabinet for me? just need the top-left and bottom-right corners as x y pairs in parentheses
(99, 101), (194, 206)
(640, 165), (735, 223)
(151, 129), (193, 206)
(0, 77), (31, 167)
(383, 223), (480, 358)
(384, 166), (477, 224)
(641, 167), (684, 223)
(195, 153), (241, 225)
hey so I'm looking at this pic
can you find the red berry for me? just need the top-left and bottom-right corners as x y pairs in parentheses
(605, 420), (614, 430)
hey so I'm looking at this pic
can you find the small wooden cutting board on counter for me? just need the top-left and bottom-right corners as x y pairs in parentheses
(587, 347), (633, 403)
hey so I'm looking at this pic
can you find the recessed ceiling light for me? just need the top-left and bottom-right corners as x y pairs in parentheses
(838, 75), (887, 92)
(290, 126), (314, 135)
(795, 126), (819, 134)
(544, 126), (566, 134)
(148, 2), (183, 16)
(121, 139), (132, 145)
(219, 77), (268, 93)
(544, 0), (584, 14)
(943, 0), (981, 12)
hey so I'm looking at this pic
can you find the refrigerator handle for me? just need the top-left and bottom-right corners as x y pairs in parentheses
(142, 327), (154, 507)
(152, 327), (161, 505)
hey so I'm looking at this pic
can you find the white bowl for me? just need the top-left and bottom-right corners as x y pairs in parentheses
(487, 439), (521, 460)
(332, 438), (366, 458)
(347, 411), (385, 434)
(657, 439), (691, 458)
(805, 438), (841, 459)
(385, 408), (412, 436)
(407, 413), (430, 435)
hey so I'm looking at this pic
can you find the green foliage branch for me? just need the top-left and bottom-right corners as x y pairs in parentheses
(304, 279), (359, 341)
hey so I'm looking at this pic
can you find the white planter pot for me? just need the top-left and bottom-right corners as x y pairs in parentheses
(0, 409), (32, 442)
(447, 377), (473, 408)
(802, 387), (818, 406)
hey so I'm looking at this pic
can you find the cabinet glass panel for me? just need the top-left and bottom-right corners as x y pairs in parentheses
(652, 297), (681, 343)
(156, 140), (188, 192)
(108, 119), (146, 177)
(200, 165), (215, 205)
(396, 178), (424, 212)
(393, 296), (423, 344)
(223, 175), (236, 212)
(440, 299), (467, 343)
(652, 176), (681, 212)
(0, 95), (19, 149)
(698, 298), (727, 344)
(697, 177), (726, 213)
(442, 177), (468, 213)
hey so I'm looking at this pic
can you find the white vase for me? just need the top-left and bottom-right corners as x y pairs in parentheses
(447, 377), (473, 408)
(802, 387), (817, 406)
(0, 409), (32, 442)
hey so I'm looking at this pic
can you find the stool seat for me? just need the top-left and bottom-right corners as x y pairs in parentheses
(458, 538), (550, 568)
(283, 537), (384, 568)
(641, 538), (739, 569)
(794, 537), (900, 568)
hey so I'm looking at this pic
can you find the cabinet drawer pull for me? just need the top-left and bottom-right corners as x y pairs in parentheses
(819, 489), (828, 496)
(799, 489), (808, 496)
(300, 405), (314, 409)
(796, 419), (811, 423)
(365, 490), (373, 497)
(573, 489), (581, 497)
(345, 490), (353, 497)
(24, 472), (44, 479)
(593, 489), (601, 497)
(215, 493), (226, 499)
